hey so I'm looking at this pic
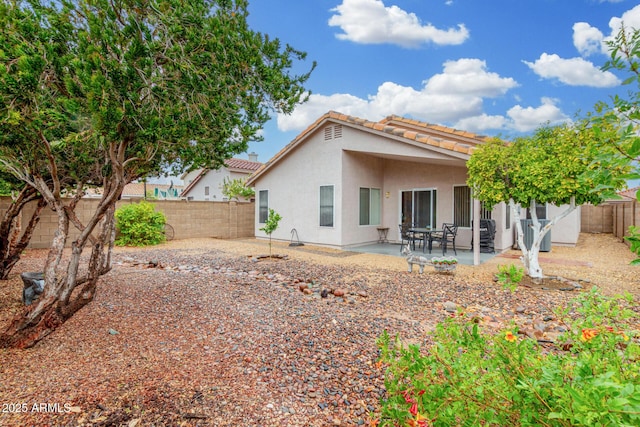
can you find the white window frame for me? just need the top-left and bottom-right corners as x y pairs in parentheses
(359, 187), (381, 226)
(258, 190), (269, 223)
(319, 185), (334, 227)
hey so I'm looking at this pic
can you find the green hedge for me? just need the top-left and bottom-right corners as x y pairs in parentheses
(115, 201), (166, 246)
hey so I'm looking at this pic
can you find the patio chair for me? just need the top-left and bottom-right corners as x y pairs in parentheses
(428, 223), (458, 255)
(398, 224), (422, 252)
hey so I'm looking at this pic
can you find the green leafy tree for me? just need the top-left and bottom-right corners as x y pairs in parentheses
(259, 209), (282, 257)
(590, 25), (640, 263)
(221, 177), (255, 201)
(467, 123), (627, 279)
(0, 0), (313, 348)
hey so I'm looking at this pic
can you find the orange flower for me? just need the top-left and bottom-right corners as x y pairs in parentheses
(415, 412), (430, 427)
(581, 328), (598, 342)
(505, 331), (517, 342)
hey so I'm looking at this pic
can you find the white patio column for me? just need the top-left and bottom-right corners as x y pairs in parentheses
(473, 198), (481, 265)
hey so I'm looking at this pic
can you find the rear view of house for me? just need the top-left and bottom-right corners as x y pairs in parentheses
(247, 111), (580, 251)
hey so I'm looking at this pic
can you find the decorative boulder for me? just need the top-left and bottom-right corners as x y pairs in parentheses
(21, 272), (45, 306)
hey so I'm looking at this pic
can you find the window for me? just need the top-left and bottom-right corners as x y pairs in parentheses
(402, 189), (437, 228)
(505, 204), (511, 229)
(480, 203), (493, 220)
(258, 190), (268, 223)
(454, 186), (493, 227)
(319, 186), (334, 227)
(204, 186), (210, 196)
(453, 185), (471, 227)
(359, 188), (381, 226)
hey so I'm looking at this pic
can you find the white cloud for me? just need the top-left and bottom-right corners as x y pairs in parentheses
(277, 93), (370, 131)
(607, 4), (640, 36)
(277, 58), (518, 131)
(426, 58), (518, 97)
(454, 114), (508, 133)
(328, 0), (469, 48)
(572, 5), (640, 56)
(523, 53), (620, 87)
(573, 22), (605, 56)
(506, 98), (570, 132)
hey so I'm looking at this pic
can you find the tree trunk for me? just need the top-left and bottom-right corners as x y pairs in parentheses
(0, 187), (44, 280)
(0, 188), (119, 349)
(515, 197), (576, 279)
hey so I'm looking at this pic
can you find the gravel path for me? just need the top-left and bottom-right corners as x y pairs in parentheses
(0, 233), (637, 426)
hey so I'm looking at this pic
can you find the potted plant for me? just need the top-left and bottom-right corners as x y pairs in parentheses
(431, 256), (458, 272)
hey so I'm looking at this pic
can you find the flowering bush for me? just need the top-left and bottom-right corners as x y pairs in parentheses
(377, 288), (639, 426)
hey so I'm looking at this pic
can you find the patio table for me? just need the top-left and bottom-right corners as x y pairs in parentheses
(376, 227), (389, 243)
(409, 227), (442, 253)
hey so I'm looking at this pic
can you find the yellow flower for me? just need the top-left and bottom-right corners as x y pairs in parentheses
(505, 331), (517, 342)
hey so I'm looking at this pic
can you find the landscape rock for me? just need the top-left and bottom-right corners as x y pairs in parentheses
(443, 301), (457, 313)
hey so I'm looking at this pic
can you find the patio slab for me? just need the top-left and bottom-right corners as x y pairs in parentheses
(347, 242), (497, 265)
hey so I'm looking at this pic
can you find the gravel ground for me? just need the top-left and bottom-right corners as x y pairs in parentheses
(0, 233), (637, 426)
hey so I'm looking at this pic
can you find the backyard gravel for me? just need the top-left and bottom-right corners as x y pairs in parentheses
(0, 233), (637, 426)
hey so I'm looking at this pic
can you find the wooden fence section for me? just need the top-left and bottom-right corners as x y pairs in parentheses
(581, 201), (638, 245)
(0, 197), (255, 249)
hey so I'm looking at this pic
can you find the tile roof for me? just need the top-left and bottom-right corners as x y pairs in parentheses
(84, 183), (183, 198)
(122, 183), (183, 197)
(225, 158), (263, 172)
(248, 111), (488, 185)
(618, 186), (639, 200)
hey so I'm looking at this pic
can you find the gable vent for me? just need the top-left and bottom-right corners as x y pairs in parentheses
(324, 124), (343, 141)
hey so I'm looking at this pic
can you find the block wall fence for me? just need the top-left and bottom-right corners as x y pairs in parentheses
(581, 200), (639, 247)
(0, 197), (255, 249)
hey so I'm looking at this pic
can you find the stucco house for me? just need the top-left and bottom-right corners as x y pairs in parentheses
(247, 111), (580, 251)
(181, 154), (262, 202)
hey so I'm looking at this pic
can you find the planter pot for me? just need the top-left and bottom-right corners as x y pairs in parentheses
(21, 272), (45, 305)
(434, 263), (457, 272)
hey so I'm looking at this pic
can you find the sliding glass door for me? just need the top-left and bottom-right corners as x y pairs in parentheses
(401, 189), (437, 229)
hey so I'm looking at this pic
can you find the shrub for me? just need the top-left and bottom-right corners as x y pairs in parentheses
(624, 225), (640, 265)
(496, 263), (525, 291)
(115, 201), (166, 246)
(377, 288), (639, 427)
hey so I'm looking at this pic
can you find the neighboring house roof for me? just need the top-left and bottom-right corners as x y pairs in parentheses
(122, 183), (183, 198)
(181, 158), (262, 196)
(247, 111), (488, 186)
(618, 186), (639, 200)
(82, 183), (183, 198)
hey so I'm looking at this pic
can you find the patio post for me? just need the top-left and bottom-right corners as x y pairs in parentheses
(473, 198), (481, 265)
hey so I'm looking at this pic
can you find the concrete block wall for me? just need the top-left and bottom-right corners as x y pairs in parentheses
(581, 203), (614, 234)
(581, 201), (638, 247)
(0, 197), (255, 249)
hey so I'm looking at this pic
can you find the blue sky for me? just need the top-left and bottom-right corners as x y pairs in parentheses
(241, 0), (640, 164)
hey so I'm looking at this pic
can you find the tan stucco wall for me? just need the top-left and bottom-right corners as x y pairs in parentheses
(253, 125), (344, 246)
(0, 197), (254, 249)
